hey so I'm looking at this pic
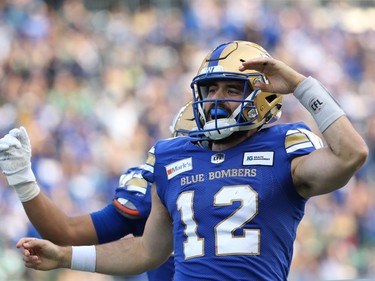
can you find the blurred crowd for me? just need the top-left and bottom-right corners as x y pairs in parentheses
(0, 0), (374, 280)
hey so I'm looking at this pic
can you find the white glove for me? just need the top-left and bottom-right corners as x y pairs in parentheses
(0, 127), (38, 201)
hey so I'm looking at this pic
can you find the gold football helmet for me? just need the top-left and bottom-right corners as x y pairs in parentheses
(169, 100), (197, 137)
(190, 41), (283, 140)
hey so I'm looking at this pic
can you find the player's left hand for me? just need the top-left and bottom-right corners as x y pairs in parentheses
(239, 57), (306, 94)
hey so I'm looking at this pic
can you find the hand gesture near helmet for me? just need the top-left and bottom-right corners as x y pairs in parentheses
(240, 54), (368, 200)
(239, 57), (306, 94)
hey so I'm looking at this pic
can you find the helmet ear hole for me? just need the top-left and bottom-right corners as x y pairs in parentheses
(265, 94), (278, 103)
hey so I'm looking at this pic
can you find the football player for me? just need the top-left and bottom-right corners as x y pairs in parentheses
(16, 41), (368, 280)
(0, 100), (195, 281)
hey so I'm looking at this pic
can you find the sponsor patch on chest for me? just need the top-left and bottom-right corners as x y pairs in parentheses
(243, 152), (274, 166)
(165, 157), (193, 179)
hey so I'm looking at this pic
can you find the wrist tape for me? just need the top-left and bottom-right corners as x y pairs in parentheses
(14, 181), (40, 202)
(294, 76), (345, 132)
(71, 245), (96, 272)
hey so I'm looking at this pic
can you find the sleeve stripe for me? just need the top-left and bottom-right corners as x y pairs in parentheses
(285, 128), (324, 155)
(285, 133), (309, 148)
(146, 153), (156, 166)
(297, 128), (324, 149)
(286, 129), (300, 135)
(125, 185), (147, 194)
(142, 163), (154, 174)
(127, 178), (148, 188)
(286, 142), (314, 153)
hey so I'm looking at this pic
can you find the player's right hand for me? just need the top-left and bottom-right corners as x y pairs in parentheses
(16, 237), (71, 271)
(239, 57), (306, 94)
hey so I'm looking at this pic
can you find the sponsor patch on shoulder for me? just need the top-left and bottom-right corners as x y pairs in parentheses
(165, 158), (193, 179)
(243, 152), (274, 166)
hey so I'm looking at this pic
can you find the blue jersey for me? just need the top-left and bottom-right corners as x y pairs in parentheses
(143, 122), (323, 281)
(91, 167), (175, 281)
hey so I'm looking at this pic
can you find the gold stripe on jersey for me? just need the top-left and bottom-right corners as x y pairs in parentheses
(285, 128), (323, 154)
(285, 133), (309, 149)
(127, 178), (148, 188)
(145, 152), (156, 167)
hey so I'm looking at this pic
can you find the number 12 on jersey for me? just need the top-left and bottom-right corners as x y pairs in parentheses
(176, 185), (260, 259)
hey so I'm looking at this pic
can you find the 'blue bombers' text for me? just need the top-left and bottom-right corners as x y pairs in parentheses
(180, 168), (256, 186)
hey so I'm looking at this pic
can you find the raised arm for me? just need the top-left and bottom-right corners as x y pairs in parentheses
(0, 127), (98, 245)
(289, 77), (368, 197)
(17, 183), (174, 275)
(240, 57), (368, 198)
